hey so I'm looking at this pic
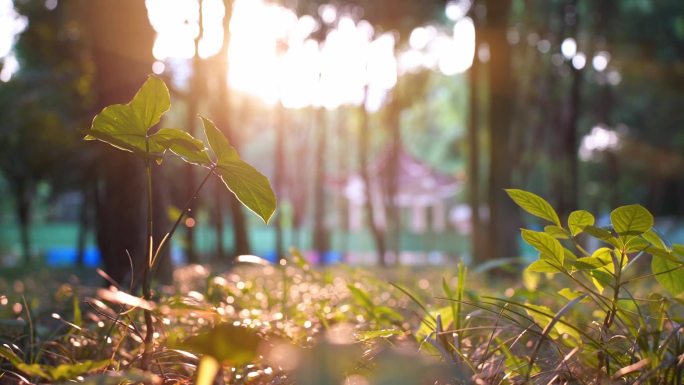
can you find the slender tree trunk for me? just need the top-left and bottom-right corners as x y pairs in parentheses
(336, 107), (350, 261)
(184, 0), (205, 264)
(14, 179), (32, 264)
(76, 182), (92, 266)
(312, 108), (329, 263)
(485, 0), (519, 261)
(559, 0), (582, 219)
(383, 94), (402, 264)
(358, 103), (387, 266)
(467, 26), (483, 262)
(274, 104), (286, 263)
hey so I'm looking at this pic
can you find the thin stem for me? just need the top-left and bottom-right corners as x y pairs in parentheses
(140, 142), (154, 370)
(151, 165), (216, 267)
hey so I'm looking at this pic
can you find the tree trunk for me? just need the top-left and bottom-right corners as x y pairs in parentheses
(312, 108), (329, 263)
(484, 0), (519, 261)
(383, 94), (402, 264)
(467, 20), (483, 262)
(274, 104), (286, 263)
(13, 179), (32, 265)
(209, 0), (251, 260)
(184, 0), (205, 265)
(358, 103), (387, 266)
(80, 0), (154, 288)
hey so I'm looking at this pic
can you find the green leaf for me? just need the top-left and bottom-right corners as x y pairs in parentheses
(506, 189), (561, 226)
(521, 229), (564, 265)
(652, 255), (684, 296)
(202, 117), (276, 223)
(568, 210), (595, 236)
(201, 116), (238, 163)
(149, 128), (211, 165)
(544, 225), (569, 239)
(610, 204), (653, 239)
(48, 360), (110, 381)
(642, 229), (669, 251)
(175, 323), (263, 366)
(584, 226), (624, 249)
(85, 76), (170, 157)
(129, 75), (170, 129)
(527, 259), (560, 273)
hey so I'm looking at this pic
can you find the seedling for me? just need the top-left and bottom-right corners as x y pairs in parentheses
(84, 75), (276, 369)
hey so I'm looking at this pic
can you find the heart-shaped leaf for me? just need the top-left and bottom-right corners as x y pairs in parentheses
(85, 75), (170, 157)
(201, 117), (276, 223)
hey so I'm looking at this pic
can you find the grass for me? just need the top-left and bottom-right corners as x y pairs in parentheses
(0, 251), (682, 384)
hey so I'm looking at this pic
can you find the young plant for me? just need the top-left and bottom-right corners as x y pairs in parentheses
(84, 75), (276, 369)
(507, 189), (684, 382)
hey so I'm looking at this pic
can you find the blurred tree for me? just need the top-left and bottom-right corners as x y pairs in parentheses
(0, 0), (92, 264)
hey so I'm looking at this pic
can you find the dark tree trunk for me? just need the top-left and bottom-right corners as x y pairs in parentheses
(312, 108), (329, 262)
(467, 20), (483, 262)
(358, 103), (387, 266)
(76, 181), (93, 267)
(80, 0), (154, 288)
(484, 0), (519, 261)
(557, 0), (583, 219)
(13, 179), (32, 265)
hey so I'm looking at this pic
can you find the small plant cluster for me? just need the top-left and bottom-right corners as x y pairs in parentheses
(413, 189), (684, 383)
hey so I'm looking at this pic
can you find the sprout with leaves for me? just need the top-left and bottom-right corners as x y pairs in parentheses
(85, 75), (276, 369)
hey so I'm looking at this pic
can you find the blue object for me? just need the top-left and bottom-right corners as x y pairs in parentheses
(46, 247), (101, 267)
(323, 251), (342, 264)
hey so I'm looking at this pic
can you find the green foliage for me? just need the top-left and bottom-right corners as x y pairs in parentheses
(85, 76), (275, 223)
(505, 189), (561, 227)
(201, 117), (276, 223)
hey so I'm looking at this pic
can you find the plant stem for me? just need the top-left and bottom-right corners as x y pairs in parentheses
(141, 143), (154, 370)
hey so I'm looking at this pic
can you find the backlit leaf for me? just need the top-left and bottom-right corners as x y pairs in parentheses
(149, 128), (211, 165)
(202, 117), (276, 223)
(85, 76), (170, 157)
(611, 204), (653, 239)
(506, 189), (561, 226)
(544, 225), (569, 239)
(521, 229), (564, 265)
(568, 210), (594, 236)
(652, 255), (684, 296)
